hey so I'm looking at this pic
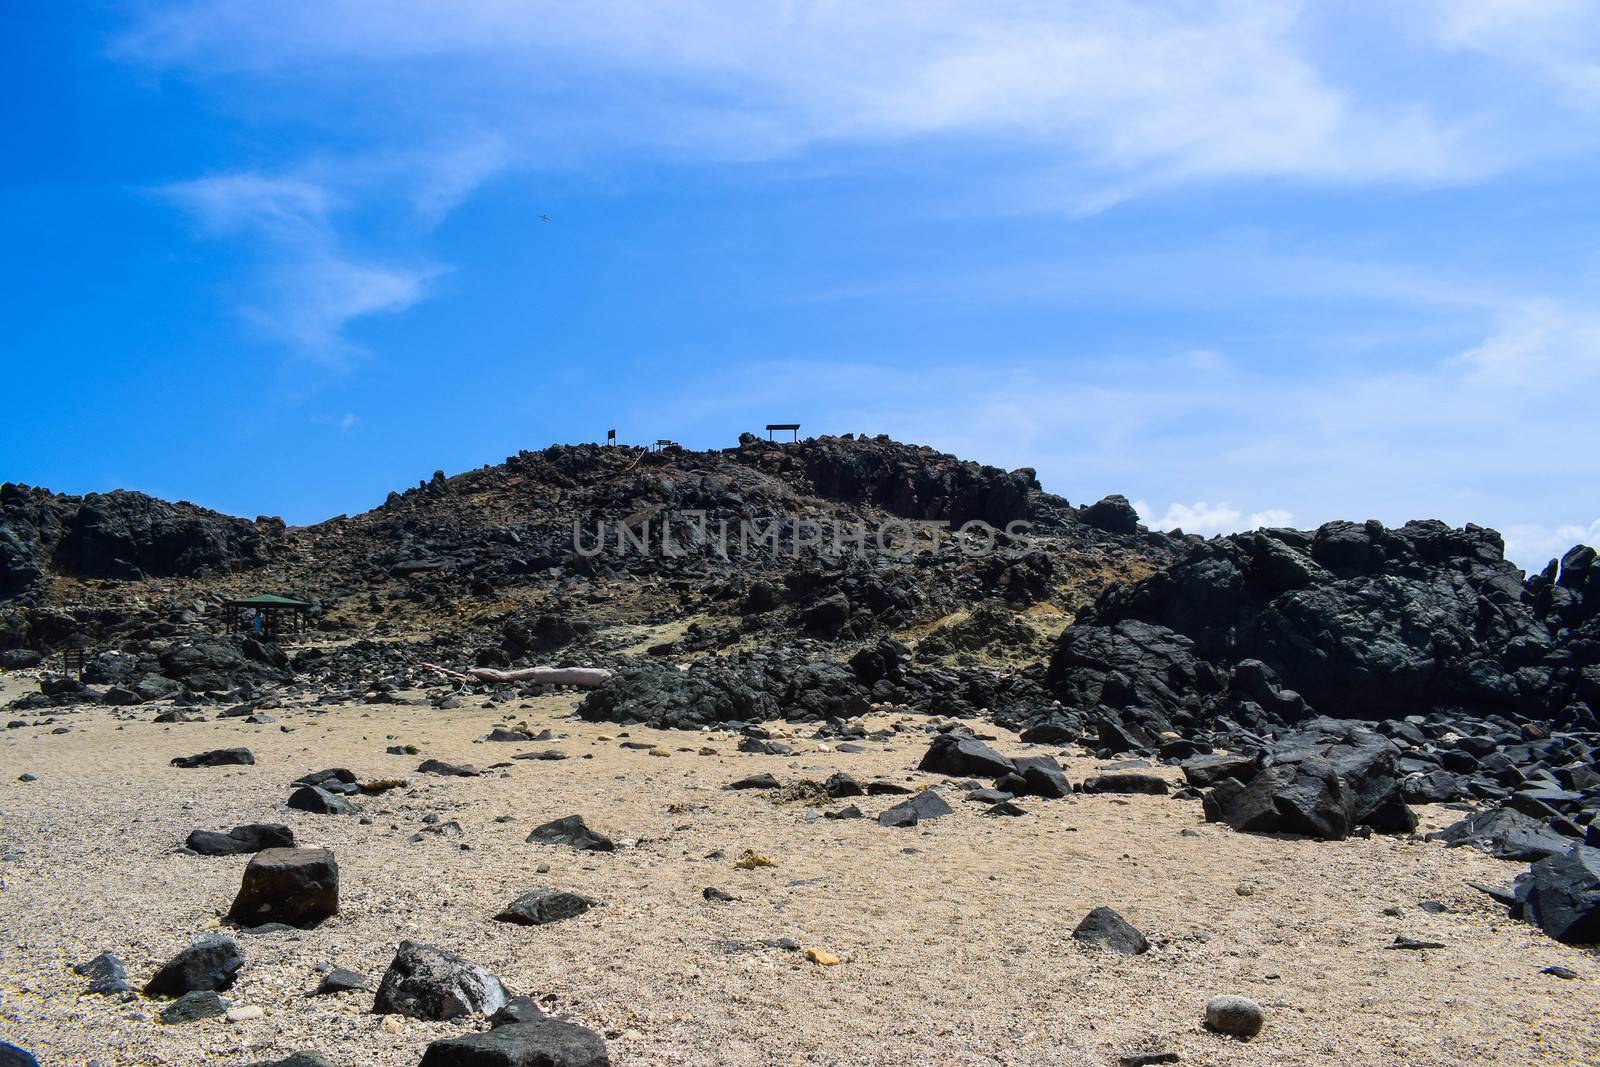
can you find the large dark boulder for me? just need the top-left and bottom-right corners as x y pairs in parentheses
(419, 1019), (612, 1067)
(918, 733), (1016, 778)
(373, 941), (509, 1021)
(1078, 495), (1140, 535)
(1523, 845), (1600, 944)
(1202, 727), (1416, 841)
(143, 934), (244, 997)
(186, 823), (294, 856)
(227, 847), (339, 929)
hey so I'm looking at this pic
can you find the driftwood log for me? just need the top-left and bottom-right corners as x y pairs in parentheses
(419, 662), (612, 688)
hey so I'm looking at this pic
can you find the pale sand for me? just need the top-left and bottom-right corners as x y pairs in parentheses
(0, 693), (1595, 1067)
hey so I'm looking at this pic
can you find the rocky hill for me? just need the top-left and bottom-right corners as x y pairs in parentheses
(0, 434), (1171, 662)
(3, 431), (1598, 964)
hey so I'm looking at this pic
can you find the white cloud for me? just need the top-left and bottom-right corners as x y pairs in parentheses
(1502, 519), (1600, 570)
(629, 304), (1594, 571)
(162, 173), (438, 361)
(1425, 0), (1600, 111)
(1451, 299), (1600, 387)
(1248, 508), (1296, 529)
(1130, 500), (1293, 536)
(116, 1), (1537, 188)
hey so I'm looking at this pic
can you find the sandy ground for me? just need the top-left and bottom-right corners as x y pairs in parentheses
(0, 686), (1596, 1067)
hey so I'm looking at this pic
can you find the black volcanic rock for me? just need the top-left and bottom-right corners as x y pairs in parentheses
(1039, 521), (1586, 733)
(419, 1019), (611, 1067)
(171, 747), (254, 768)
(493, 888), (599, 926)
(186, 823), (295, 856)
(1, 482), (270, 599)
(526, 815), (613, 852)
(1070, 906), (1149, 954)
(878, 789), (952, 827)
(227, 847), (339, 929)
(143, 934), (244, 997)
(1079, 495), (1140, 535)
(373, 940), (508, 1021)
(1522, 844), (1600, 944)
(918, 733), (1016, 778)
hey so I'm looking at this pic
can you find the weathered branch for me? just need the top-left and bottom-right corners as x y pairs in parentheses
(419, 662), (612, 688)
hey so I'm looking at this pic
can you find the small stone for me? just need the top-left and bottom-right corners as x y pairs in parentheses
(313, 966), (371, 995)
(160, 990), (229, 1024)
(418, 759), (480, 777)
(526, 815), (614, 852)
(73, 952), (133, 995)
(726, 773), (780, 791)
(226, 1005), (265, 1022)
(1071, 906), (1149, 955)
(1205, 995), (1265, 1039)
(1388, 935), (1445, 950)
(805, 947), (840, 966)
(1235, 881), (1258, 897)
(489, 995), (546, 1027)
(1542, 965), (1578, 980)
(493, 888), (598, 926)
(171, 747), (254, 768)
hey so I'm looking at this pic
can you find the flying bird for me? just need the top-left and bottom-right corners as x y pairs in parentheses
(539, 213), (551, 222)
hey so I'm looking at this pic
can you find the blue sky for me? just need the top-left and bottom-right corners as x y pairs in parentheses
(2, 2), (1597, 570)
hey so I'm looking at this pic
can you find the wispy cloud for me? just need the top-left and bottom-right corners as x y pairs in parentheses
(116, 2), (1556, 187)
(1132, 500), (1296, 535)
(161, 172), (439, 361)
(119, 2), (1600, 354)
(628, 284), (1598, 570)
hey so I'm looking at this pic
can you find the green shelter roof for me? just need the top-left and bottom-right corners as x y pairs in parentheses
(222, 594), (312, 607)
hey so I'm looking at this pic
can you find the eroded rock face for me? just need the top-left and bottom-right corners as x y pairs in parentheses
(373, 941), (508, 1021)
(1, 483), (271, 600)
(1025, 520), (1600, 751)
